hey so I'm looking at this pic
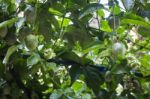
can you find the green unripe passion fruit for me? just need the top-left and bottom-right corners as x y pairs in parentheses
(112, 42), (126, 59)
(0, 27), (7, 38)
(25, 34), (38, 50)
(108, 16), (120, 29)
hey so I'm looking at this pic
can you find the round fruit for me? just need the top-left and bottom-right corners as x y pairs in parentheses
(108, 16), (120, 29)
(0, 27), (7, 38)
(112, 42), (126, 59)
(25, 34), (38, 50)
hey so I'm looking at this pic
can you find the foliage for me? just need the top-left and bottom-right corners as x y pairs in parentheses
(0, 0), (150, 98)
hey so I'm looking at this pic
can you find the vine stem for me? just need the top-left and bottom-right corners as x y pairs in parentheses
(52, 0), (69, 48)
(112, 1), (117, 38)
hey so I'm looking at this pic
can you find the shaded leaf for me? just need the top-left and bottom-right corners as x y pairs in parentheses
(83, 66), (104, 95)
(36, 5), (52, 42)
(27, 53), (41, 67)
(64, 25), (93, 49)
(69, 65), (81, 84)
(50, 89), (63, 99)
(79, 3), (104, 19)
(138, 26), (150, 38)
(59, 51), (81, 64)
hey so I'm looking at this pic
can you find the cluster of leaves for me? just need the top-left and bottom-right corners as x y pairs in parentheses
(0, 0), (150, 98)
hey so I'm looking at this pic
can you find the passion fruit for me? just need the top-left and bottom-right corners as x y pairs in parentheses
(108, 16), (120, 29)
(25, 34), (38, 50)
(112, 42), (126, 59)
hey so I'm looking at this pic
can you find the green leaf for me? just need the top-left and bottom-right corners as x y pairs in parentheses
(137, 26), (150, 38)
(50, 16), (60, 33)
(59, 51), (81, 63)
(82, 44), (105, 54)
(69, 64), (81, 84)
(36, 5), (53, 42)
(27, 53), (41, 66)
(111, 59), (130, 74)
(3, 45), (18, 65)
(82, 93), (91, 99)
(111, 65), (129, 74)
(98, 48), (111, 58)
(116, 26), (125, 34)
(48, 8), (63, 16)
(139, 55), (150, 76)
(84, 66), (104, 95)
(62, 18), (71, 27)
(123, 13), (145, 21)
(71, 80), (86, 94)
(100, 20), (112, 32)
(121, 19), (150, 28)
(0, 18), (18, 28)
(97, 9), (105, 17)
(112, 5), (120, 15)
(50, 89), (63, 99)
(64, 26), (93, 49)
(79, 3), (104, 19)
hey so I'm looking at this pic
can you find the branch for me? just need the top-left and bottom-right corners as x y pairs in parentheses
(9, 68), (31, 99)
(47, 58), (107, 72)
(47, 58), (145, 78)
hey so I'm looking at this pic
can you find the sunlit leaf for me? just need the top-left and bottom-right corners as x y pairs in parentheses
(49, 8), (63, 16)
(121, 19), (150, 28)
(3, 45), (18, 65)
(71, 80), (86, 94)
(97, 9), (105, 17)
(112, 5), (120, 15)
(0, 18), (18, 28)
(139, 55), (150, 76)
(100, 20), (112, 32)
